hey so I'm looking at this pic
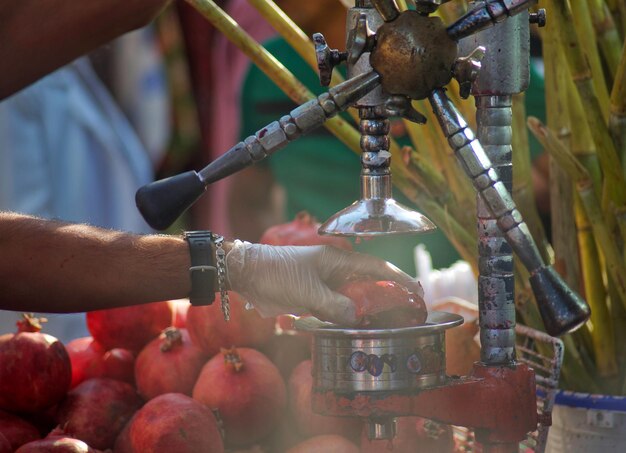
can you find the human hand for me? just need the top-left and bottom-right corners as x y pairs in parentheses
(225, 241), (422, 325)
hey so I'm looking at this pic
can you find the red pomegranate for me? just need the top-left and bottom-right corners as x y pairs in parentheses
(262, 332), (311, 380)
(288, 360), (361, 440)
(86, 301), (174, 353)
(286, 435), (359, 453)
(65, 337), (104, 388)
(0, 314), (71, 413)
(337, 279), (428, 328)
(66, 337), (135, 388)
(0, 433), (10, 453)
(100, 348), (135, 385)
(54, 378), (142, 450)
(187, 292), (275, 357)
(135, 327), (209, 400)
(260, 211), (353, 250)
(15, 427), (106, 453)
(128, 393), (224, 453)
(193, 347), (287, 447)
(360, 417), (454, 453)
(112, 416), (134, 453)
(0, 410), (40, 451)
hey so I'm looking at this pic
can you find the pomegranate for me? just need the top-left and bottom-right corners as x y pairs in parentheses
(337, 279), (427, 328)
(112, 416), (134, 453)
(260, 211), (353, 249)
(135, 327), (209, 400)
(193, 347), (287, 447)
(172, 299), (190, 328)
(286, 435), (359, 453)
(54, 378), (142, 450)
(187, 292), (275, 357)
(288, 360), (361, 440)
(0, 410), (40, 450)
(66, 337), (135, 388)
(261, 333), (311, 380)
(360, 417), (454, 453)
(0, 433), (9, 453)
(15, 427), (106, 453)
(100, 348), (135, 385)
(0, 314), (71, 413)
(86, 301), (174, 353)
(65, 337), (104, 388)
(128, 393), (224, 453)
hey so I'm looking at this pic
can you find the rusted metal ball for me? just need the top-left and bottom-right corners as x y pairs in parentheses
(370, 11), (457, 100)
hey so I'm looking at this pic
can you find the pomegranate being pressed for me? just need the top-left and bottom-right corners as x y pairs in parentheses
(0, 314), (71, 414)
(337, 279), (427, 328)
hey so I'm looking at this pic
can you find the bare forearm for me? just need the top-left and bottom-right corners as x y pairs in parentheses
(0, 212), (191, 313)
(0, 0), (171, 99)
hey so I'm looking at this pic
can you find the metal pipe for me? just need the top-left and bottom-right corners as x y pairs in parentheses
(476, 95), (516, 364)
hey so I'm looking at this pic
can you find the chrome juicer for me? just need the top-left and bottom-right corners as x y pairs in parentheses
(136, 1), (589, 451)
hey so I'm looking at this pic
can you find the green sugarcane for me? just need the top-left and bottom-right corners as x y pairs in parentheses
(586, 0), (622, 79)
(547, 0), (626, 214)
(511, 93), (551, 263)
(570, 0), (611, 118)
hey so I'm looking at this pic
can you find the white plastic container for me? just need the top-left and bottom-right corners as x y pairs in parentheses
(546, 391), (626, 452)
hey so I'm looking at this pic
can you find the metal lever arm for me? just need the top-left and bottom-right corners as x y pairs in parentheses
(429, 89), (590, 337)
(447, 0), (538, 41)
(136, 71), (381, 231)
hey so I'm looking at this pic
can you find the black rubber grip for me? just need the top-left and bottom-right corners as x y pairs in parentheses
(136, 171), (206, 230)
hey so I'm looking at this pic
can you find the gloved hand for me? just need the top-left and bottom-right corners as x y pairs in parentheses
(226, 241), (422, 325)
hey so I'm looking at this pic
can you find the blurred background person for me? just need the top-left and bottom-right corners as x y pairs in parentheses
(0, 20), (180, 341)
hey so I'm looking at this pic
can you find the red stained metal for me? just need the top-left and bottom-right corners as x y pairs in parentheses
(313, 363), (537, 447)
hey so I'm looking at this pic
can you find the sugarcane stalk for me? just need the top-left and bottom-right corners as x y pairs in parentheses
(606, 0), (626, 38)
(511, 94), (551, 262)
(565, 77), (603, 195)
(586, 0), (622, 79)
(546, 0), (626, 212)
(575, 189), (619, 378)
(396, 0), (408, 11)
(570, 0), (612, 115)
(610, 41), (626, 171)
(245, 0), (346, 88)
(185, 0), (362, 155)
(529, 117), (626, 305)
(541, 16), (581, 290)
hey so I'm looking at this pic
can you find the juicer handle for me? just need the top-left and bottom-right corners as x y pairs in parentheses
(135, 71), (381, 230)
(428, 88), (590, 336)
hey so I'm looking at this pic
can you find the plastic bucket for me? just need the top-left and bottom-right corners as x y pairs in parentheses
(546, 390), (626, 452)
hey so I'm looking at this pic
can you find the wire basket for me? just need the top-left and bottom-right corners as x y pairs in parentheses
(452, 324), (565, 453)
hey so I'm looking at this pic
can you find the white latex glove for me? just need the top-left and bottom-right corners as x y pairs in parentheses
(226, 241), (423, 325)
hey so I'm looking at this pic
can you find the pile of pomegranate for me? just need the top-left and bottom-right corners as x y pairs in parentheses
(0, 213), (460, 452)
